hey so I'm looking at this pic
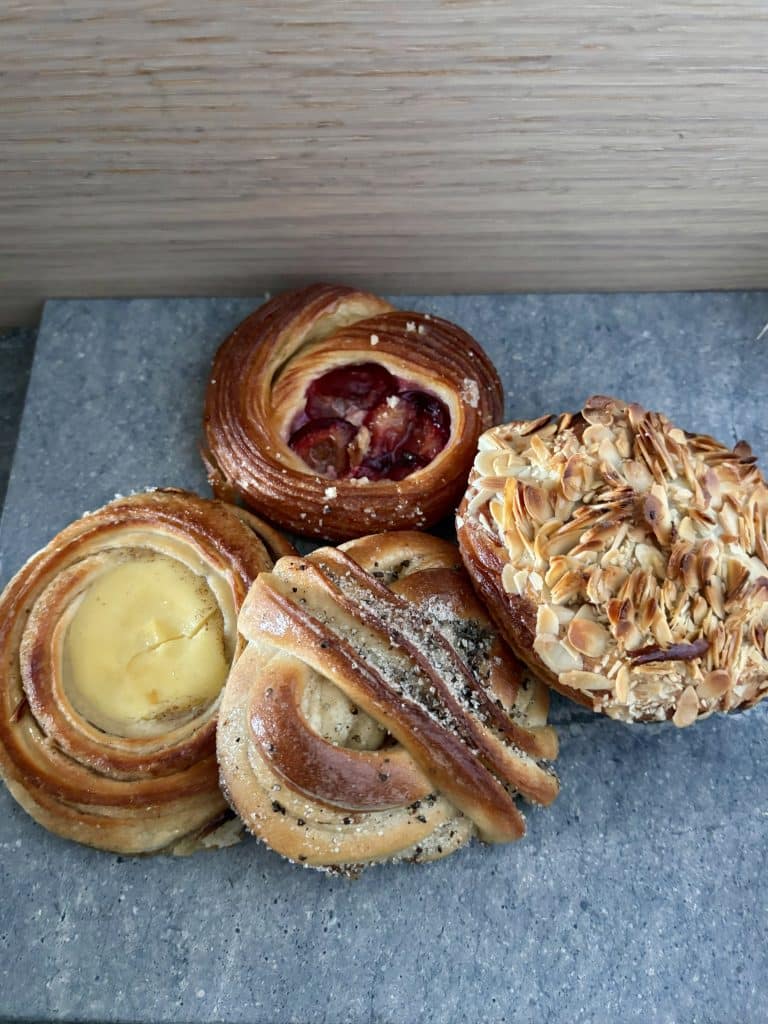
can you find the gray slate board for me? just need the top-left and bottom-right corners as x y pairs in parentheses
(1, 292), (767, 1024)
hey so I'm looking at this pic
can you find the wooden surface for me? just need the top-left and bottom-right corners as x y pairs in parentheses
(1, 1), (767, 325)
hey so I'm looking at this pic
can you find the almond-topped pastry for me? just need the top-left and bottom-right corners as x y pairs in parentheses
(0, 489), (294, 853)
(458, 396), (768, 726)
(202, 283), (503, 540)
(217, 532), (558, 872)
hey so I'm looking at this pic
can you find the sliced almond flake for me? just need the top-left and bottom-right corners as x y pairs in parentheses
(533, 635), (583, 674)
(474, 450), (501, 478)
(536, 604), (560, 637)
(560, 670), (612, 692)
(501, 562), (518, 595)
(466, 487), (496, 518)
(672, 686), (699, 727)
(699, 669), (732, 701)
(529, 571), (544, 591)
(503, 526), (525, 563)
(567, 618), (609, 658)
(615, 665), (631, 702)
(489, 497), (504, 528)
(513, 569), (530, 594)
(494, 451), (527, 474)
(552, 605), (576, 626)
(464, 399), (768, 725)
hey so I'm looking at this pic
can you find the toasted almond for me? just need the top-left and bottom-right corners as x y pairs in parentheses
(533, 635), (583, 674)
(699, 669), (732, 701)
(536, 604), (560, 637)
(489, 496), (505, 529)
(560, 670), (611, 692)
(582, 424), (612, 447)
(464, 398), (768, 726)
(672, 686), (699, 727)
(615, 665), (631, 703)
(567, 617), (609, 658)
(561, 454), (587, 502)
(635, 543), (666, 579)
(704, 576), (725, 619)
(523, 484), (552, 525)
(501, 562), (519, 595)
(651, 607), (673, 645)
(503, 525), (525, 563)
(475, 449), (502, 477)
(550, 569), (585, 605)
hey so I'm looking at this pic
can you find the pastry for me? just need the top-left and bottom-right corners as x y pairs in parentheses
(457, 395), (768, 725)
(217, 532), (559, 872)
(0, 489), (294, 853)
(202, 283), (503, 540)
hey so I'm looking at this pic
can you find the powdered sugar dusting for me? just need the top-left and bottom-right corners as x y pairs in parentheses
(460, 378), (480, 408)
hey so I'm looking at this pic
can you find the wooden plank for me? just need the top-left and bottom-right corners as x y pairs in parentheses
(1, 1), (767, 324)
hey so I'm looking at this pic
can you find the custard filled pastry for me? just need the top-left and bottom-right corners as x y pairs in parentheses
(458, 396), (768, 726)
(0, 489), (294, 853)
(203, 283), (503, 540)
(218, 532), (559, 872)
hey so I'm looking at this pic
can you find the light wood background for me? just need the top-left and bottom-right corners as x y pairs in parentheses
(1, 1), (767, 325)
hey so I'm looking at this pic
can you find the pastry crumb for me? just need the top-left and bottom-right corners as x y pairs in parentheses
(460, 378), (480, 408)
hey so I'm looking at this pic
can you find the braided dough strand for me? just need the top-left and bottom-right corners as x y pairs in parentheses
(218, 532), (558, 871)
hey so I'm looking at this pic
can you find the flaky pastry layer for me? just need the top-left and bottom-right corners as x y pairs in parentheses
(203, 283), (503, 540)
(0, 489), (293, 853)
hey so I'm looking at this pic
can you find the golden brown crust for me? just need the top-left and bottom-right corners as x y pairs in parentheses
(457, 516), (592, 711)
(217, 531), (558, 872)
(203, 283), (503, 540)
(0, 489), (294, 853)
(458, 398), (768, 725)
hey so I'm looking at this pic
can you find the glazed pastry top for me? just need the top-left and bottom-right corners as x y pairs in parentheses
(203, 283), (502, 540)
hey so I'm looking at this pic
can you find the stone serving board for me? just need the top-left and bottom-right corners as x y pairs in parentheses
(1, 292), (767, 1024)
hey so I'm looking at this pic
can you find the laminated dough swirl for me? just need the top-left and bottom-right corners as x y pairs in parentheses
(203, 283), (503, 540)
(0, 489), (294, 853)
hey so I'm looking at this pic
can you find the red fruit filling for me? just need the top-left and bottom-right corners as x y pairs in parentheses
(288, 418), (357, 478)
(304, 362), (397, 422)
(359, 392), (450, 481)
(288, 363), (450, 481)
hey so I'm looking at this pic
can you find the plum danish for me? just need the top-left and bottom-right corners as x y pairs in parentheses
(0, 489), (294, 854)
(458, 396), (768, 726)
(217, 532), (559, 872)
(203, 284), (503, 540)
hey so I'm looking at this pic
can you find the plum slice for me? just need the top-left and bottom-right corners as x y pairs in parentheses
(358, 392), (450, 481)
(288, 418), (358, 478)
(304, 362), (398, 422)
(398, 390), (450, 464)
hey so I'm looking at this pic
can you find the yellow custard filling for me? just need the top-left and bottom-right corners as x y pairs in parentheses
(64, 554), (229, 736)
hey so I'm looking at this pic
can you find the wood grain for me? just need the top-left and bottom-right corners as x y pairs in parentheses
(1, 1), (767, 325)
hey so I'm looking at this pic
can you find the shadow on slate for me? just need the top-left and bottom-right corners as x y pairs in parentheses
(0, 292), (767, 1024)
